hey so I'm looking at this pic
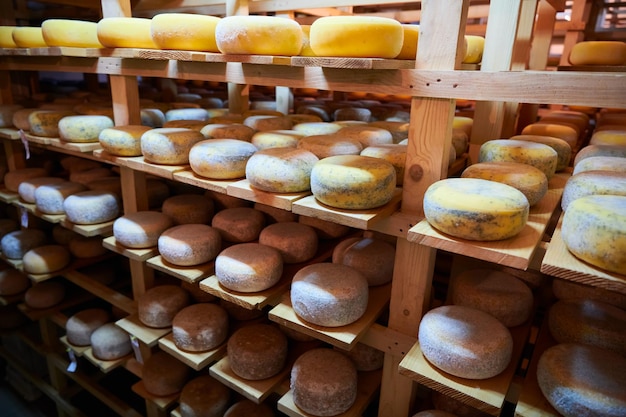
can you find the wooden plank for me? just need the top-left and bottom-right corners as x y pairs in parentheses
(0, 127), (20, 139)
(25, 253), (115, 283)
(158, 333), (226, 371)
(103, 236), (159, 262)
(290, 56), (416, 70)
(227, 179), (310, 211)
(46, 137), (102, 153)
(172, 170), (239, 194)
(113, 155), (189, 181)
(146, 255), (215, 284)
(0, 188), (19, 202)
(62, 269), (137, 314)
(82, 347), (131, 373)
(115, 314), (171, 347)
(14, 200), (66, 224)
(60, 218), (115, 237)
(23, 132), (54, 145)
(60, 335), (90, 357)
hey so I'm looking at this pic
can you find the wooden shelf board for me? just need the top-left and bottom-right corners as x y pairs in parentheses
(0, 255), (23, 270)
(172, 170), (239, 194)
(45, 137), (102, 153)
(557, 64), (626, 72)
(82, 347), (131, 373)
(92, 149), (132, 165)
(146, 255), (215, 284)
(0, 128), (20, 139)
(0, 188), (19, 203)
(60, 218), (115, 237)
(291, 55), (416, 69)
(113, 156), (189, 180)
(171, 408), (182, 417)
(158, 333), (226, 371)
(60, 335), (90, 357)
(226, 179), (310, 211)
(22, 133), (53, 145)
(131, 380), (179, 410)
(17, 285), (93, 321)
(541, 214), (626, 294)
(398, 323), (532, 417)
(209, 355), (290, 404)
(268, 283), (391, 350)
(14, 200), (66, 224)
(291, 189), (402, 230)
(103, 236), (159, 261)
(26, 253), (115, 283)
(277, 369), (382, 417)
(115, 314), (171, 347)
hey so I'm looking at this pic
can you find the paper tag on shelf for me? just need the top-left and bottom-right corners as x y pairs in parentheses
(20, 206), (28, 228)
(66, 348), (77, 373)
(18, 130), (31, 160)
(130, 335), (143, 364)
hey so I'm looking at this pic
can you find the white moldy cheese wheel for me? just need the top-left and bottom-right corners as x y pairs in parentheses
(99, 125), (152, 156)
(189, 139), (258, 179)
(311, 155), (396, 210)
(97, 17), (157, 49)
(291, 348), (358, 416)
(479, 139), (558, 179)
(336, 125), (393, 147)
(138, 284), (190, 328)
(223, 400), (274, 417)
(360, 144), (407, 186)
(18, 177), (65, 203)
(12, 27), (47, 47)
(562, 195), (626, 275)
(172, 303), (229, 352)
(251, 129), (304, 150)
(246, 147), (319, 193)
(151, 13), (221, 52)
(424, 178), (529, 241)
(258, 222), (318, 264)
(0, 26), (17, 48)
(215, 15), (303, 56)
(310, 16), (403, 58)
(4, 167), (48, 192)
(573, 144), (626, 166)
(66, 308), (111, 346)
(58, 115), (114, 143)
(161, 194), (214, 225)
(569, 40), (626, 65)
(291, 263), (369, 327)
(141, 128), (205, 165)
(419, 305), (513, 379)
(24, 281), (65, 309)
(0, 269), (30, 296)
(0, 229), (47, 260)
(227, 323), (288, 380)
(537, 343), (626, 417)
(158, 224), (221, 266)
(573, 155), (626, 175)
(90, 323), (132, 361)
(297, 134), (363, 159)
(293, 122), (342, 136)
(548, 298), (626, 356)
(63, 190), (119, 225)
(449, 268), (533, 327)
(561, 171), (626, 211)
(333, 237), (395, 286)
(35, 181), (87, 214)
(211, 207), (265, 243)
(461, 161), (549, 206)
(510, 134), (572, 172)
(215, 243), (283, 292)
(113, 211), (173, 249)
(200, 123), (255, 141)
(179, 376), (231, 417)
(22, 245), (71, 275)
(42, 19), (103, 48)
(142, 351), (191, 396)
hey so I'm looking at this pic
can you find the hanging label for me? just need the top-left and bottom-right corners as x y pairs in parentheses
(66, 348), (78, 373)
(19, 130), (31, 160)
(20, 206), (28, 228)
(130, 335), (143, 364)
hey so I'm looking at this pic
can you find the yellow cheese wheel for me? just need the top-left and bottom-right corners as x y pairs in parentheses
(28, 110), (76, 137)
(311, 155), (396, 210)
(521, 123), (579, 150)
(309, 16), (403, 58)
(99, 125), (152, 156)
(360, 144), (407, 186)
(251, 129), (304, 150)
(41, 19), (104, 48)
(141, 127), (205, 165)
(510, 134), (572, 171)
(299, 25), (316, 57)
(215, 15), (303, 56)
(0, 26), (17, 48)
(569, 41), (626, 66)
(540, 110), (590, 134)
(424, 178), (529, 241)
(561, 171), (626, 211)
(12, 27), (47, 48)
(396, 24), (419, 60)
(453, 116), (473, 138)
(574, 144), (626, 166)
(151, 13), (220, 52)
(97, 17), (158, 49)
(590, 130), (626, 147)
(245, 147), (319, 193)
(297, 134), (363, 159)
(243, 115), (293, 132)
(463, 35), (485, 64)
(189, 139), (258, 179)
(479, 139), (558, 179)
(573, 156), (626, 175)
(59, 115), (114, 143)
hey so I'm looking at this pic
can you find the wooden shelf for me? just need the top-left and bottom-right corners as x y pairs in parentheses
(172, 170), (240, 194)
(13, 201), (65, 224)
(60, 335), (90, 357)
(0, 188), (19, 203)
(60, 218), (115, 237)
(115, 314), (170, 348)
(102, 236), (159, 262)
(82, 347), (132, 374)
(146, 255), (215, 284)
(0, 127), (20, 139)
(157, 333), (226, 371)
(25, 253), (115, 283)
(226, 179), (310, 211)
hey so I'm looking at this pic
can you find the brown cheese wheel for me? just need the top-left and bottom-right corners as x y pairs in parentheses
(0, 269), (30, 296)
(172, 303), (229, 352)
(334, 237), (395, 286)
(137, 285), (191, 328)
(258, 222), (318, 264)
(227, 323), (288, 380)
(211, 207), (265, 243)
(113, 211), (174, 249)
(142, 351), (191, 397)
(161, 194), (214, 225)
(22, 245), (71, 275)
(223, 399), (275, 417)
(179, 375), (231, 417)
(215, 243), (283, 293)
(158, 224), (221, 266)
(66, 308), (111, 346)
(24, 281), (65, 309)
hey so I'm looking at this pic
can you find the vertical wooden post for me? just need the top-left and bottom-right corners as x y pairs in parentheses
(227, 0), (250, 115)
(559, 0), (592, 66)
(40, 317), (71, 417)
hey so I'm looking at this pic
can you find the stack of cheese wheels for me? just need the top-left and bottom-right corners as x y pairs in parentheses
(58, 115), (114, 143)
(179, 376), (230, 417)
(158, 224), (221, 266)
(28, 110), (76, 137)
(65, 308), (110, 346)
(189, 139), (258, 179)
(297, 134), (363, 159)
(479, 139), (558, 179)
(251, 129), (304, 150)
(18, 177), (66, 203)
(90, 323), (132, 361)
(22, 245), (71, 275)
(141, 127), (204, 165)
(223, 400), (274, 417)
(561, 195), (626, 275)
(258, 222), (318, 264)
(99, 125), (151, 156)
(521, 123), (579, 150)
(293, 122), (342, 136)
(510, 134), (572, 172)
(113, 211), (173, 248)
(574, 144), (626, 166)
(151, 13), (221, 51)
(561, 171), (626, 211)
(211, 207), (265, 243)
(309, 16), (403, 58)
(172, 303), (228, 352)
(245, 147), (319, 193)
(138, 284), (190, 328)
(41, 19), (104, 48)
(461, 161), (548, 206)
(142, 351), (191, 396)
(12, 27), (47, 48)
(215, 15), (303, 55)
(97, 17), (157, 49)
(537, 343), (626, 417)
(360, 144), (407, 186)
(573, 155), (626, 175)
(0, 26), (17, 48)
(424, 178), (529, 241)
(569, 40), (626, 66)
(291, 263), (369, 327)
(291, 348), (358, 416)
(332, 237), (395, 286)
(200, 123), (255, 141)
(1, 229), (47, 260)
(0, 269), (30, 296)
(4, 167), (48, 192)
(335, 342), (384, 371)
(419, 305), (513, 379)
(63, 190), (119, 225)
(161, 194), (214, 225)
(215, 243), (283, 292)
(311, 155), (396, 209)
(336, 125), (393, 147)
(34, 181), (87, 214)
(24, 281), (65, 309)
(227, 323), (288, 380)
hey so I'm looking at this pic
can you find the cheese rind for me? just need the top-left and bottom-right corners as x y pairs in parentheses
(99, 125), (151, 156)
(28, 110), (76, 137)
(589, 130), (626, 147)
(158, 224), (221, 266)
(63, 190), (119, 225)
(227, 323), (288, 380)
(574, 144), (626, 166)
(189, 139), (258, 179)
(151, 13), (221, 52)
(0, 26), (17, 48)
(113, 211), (174, 249)
(41, 19), (104, 48)
(215, 15), (303, 55)
(479, 139), (558, 179)
(12, 27), (47, 48)
(569, 40), (626, 66)
(561, 171), (626, 211)
(58, 115), (114, 143)
(246, 147), (319, 193)
(510, 134), (572, 172)
(141, 127), (205, 165)
(397, 24), (419, 60)
(35, 181), (87, 214)
(360, 144), (407, 186)
(22, 245), (71, 275)
(573, 156), (626, 175)
(258, 222), (318, 264)
(215, 242), (283, 292)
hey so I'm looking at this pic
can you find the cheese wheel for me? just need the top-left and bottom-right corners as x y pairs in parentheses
(562, 195), (626, 275)
(138, 284), (190, 328)
(215, 15), (303, 55)
(461, 161), (549, 206)
(35, 181), (87, 214)
(251, 129), (304, 150)
(68, 168), (112, 186)
(151, 13), (220, 52)
(141, 108), (165, 128)
(0, 229), (47, 260)
(333, 107), (372, 122)
(60, 156), (101, 173)
(41, 19), (104, 48)
(223, 400), (274, 417)
(335, 342), (384, 371)
(293, 122), (342, 136)
(294, 109), (329, 124)
(11, 108), (37, 130)
(12, 27), (47, 48)
(310, 16), (403, 58)
(311, 155), (396, 209)
(0, 269), (30, 296)
(142, 351), (191, 397)
(537, 343), (626, 417)
(189, 139), (258, 179)
(520, 123), (578, 150)
(396, 24), (419, 60)
(368, 121), (409, 144)
(215, 243), (283, 292)
(424, 178), (529, 241)
(163, 120), (207, 130)
(254, 202), (298, 224)
(258, 222), (318, 264)
(141, 127), (204, 165)
(360, 144), (407, 186)
(162, 194), (214, 225)
(541, 111), (590, 135)
(227, 323), (288, 380)
(573, 155), (626, 175)
(463, 35), (485, 64)
(291, 263), (368, 327)
(68, 236), (108, 258)
(200, 123), (255, 141)
(242, 115), (291, 132)
(66, 308), (111, 346)
(590, 129), (626, 147)
(179, 375), (231, 417)
(18, 177), (66, 203)
(99, 125), (151, 156)
(479, 139), (558, 179)
(4, 167), (48, 192)
(28, 110), (75, 137)
(569, 41), (626, 66)
(0, 26), (17, 48)
(147, 179), (171, 209)
(24, 281), (65, 309)
(561, 171), (626, 211)
(291, 348), (358, 416)
(574, 144), (626, 166)
(336, 125), (393, 148)
(97, 17), (157, 49)
(245, 147), (318, 193)
(23, 245), (71, 275)
(553, 277), (626, 311)
(510, 134), (572, 172)
(89, 323), (131, 361)
(172, 303), (228, 352)
(113, 211), (173, 249)
(211, 207), (265, 243)
(158, 224), (221, 266)
(333, 237), (395, 286)
(165, 108), (209, 123)
(297, 134), (363, 159)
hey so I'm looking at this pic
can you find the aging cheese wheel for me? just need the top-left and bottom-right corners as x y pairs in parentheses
(63, 190), (119, 225)
(510, 134), (572, 172)
(0, 26), (17, 48)
(573, 155), (626, 175)
(18, 177), (66, 203)
(4, 167), (48, 192)
(333, 107), (371, 122)
(161, 194), (214, 225)
(419, 305), (513, 379)
(200, 123), (255, 141)
(215, 15), (303, 55)
(463, 35), (485, 64)
(227, 323), (288, 380)
(243, 115), (293, 132)
(479, 139), (558, 179)
(258, 222), (318, 264)
(1, 229), (47, 260)
(113, 211), (173, 249)
(162, 119), (206, 130)
(141, 127), (205, 165)
(99, 125), (151, 156)
(291, 263), (368, 327)
(68, 236), (107, 259)
(35, 181), (87, 214)
(27, 110), (75, 137)
(0, 269), (30, 296)
(215, 243), (283, 292)
(561, 171), (626, 211)
(293, 122), (342, 136)
(291, 348), (357, 416)
(66, 308), (111, 346)
(142, 351), (191, 397)
(562, 195), (626, 275)
(569, 40), (626, 66)
(246, 147), (319, 193)
(11, 108), (37, 130)
(90, 323), (132, 361)
(172, 303), (229, 352)
(310, 16), (403, 58)
(251, 129), (304, 150)
(223, 400), (274, 417)
(521, 123), (578, 150)
(589, 129), (626, 147)
(179, 375), (231, 417)
(297, 134), (363, 159)
(360, 144), (407, 186)
(151, 13), (220, 52)
(189, 139), (258, 179)
(41, 19), (104, 48)
(396, 24), (420, 60)
(553, 278), (626, 311)
(424, 178), (529, 241)
(68, 167), (112, 185)
(158, 224), (221, 266)
(141, 108), (165, 128)
(58, 114), (114, 143)
(211, 207), (265, 243)
(12, 27), (47, 48)
(138, 284), (190, 328)
(333, 237), (395, 286)
(0, 219), (18, 241)
(22, 245), (71, 275)
(573, 144), (626, 166)
(97, 17), (157, 49)
(24, 281), (65, 309)
(537, 343), (626, 417)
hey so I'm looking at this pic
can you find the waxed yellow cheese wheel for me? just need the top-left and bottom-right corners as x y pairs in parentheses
(215, 15), (303, 56)
(12, 27), (47, 48)
(479, 139), (558, 179)
(463, 35), (485, 64)
(0, 26), (17, 48)
(151, 13), (221, 52)
(41, 19), (104, 48)
(97, 17), (158, 49)
(569, 41), (626, 66)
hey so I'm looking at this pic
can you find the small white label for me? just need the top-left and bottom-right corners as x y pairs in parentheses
(66, 348), (77, 373)
(20, 207), (28, 228)
(130, 336), (143, 364)
(18, 130), (30, 160)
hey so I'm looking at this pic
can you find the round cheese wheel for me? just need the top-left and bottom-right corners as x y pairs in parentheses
(41, 19), (103, 48)
(254, 203), (298, 223)
(27, 110), (75, 137)
(537, 343), (626, 417)
(246, 147), (318, 193)
(12, 108), (38, 130)
(463, 35), (485, 64)
(211, 207), (265, 243)
(215, 15), (303, 55)
(35, 181), (87, 214)
(293, 122), (342, 136)
(227, 323), (288, 380)
(251, 129), (304, 150)
(162, 120), (207, 130)
(292, 111), (328, 124)
(161, 194), (214, 225)
(333, 237), (395, 286)
(590, 129), (626, 147)
(336, 125), (393, 147)
(0, 26), (17, 48)
(244, 115), (293, 132)
(310, 16), (403, 58)
(298, 215), (351, 239)
(335, 342), (384, 371)
(142, 351), (191, 397)
(552, 278), (626, 311)
(58, 115), (114, 143)
(573, 156), (626, 175)
(291, 263), (368, 327)
(141, 127), (205, 165)
(146, 179), (171, 209)
(0, 229), (47, 260)
(97, 17), (157, 49)
(172, 303), (229, 352)
(334, 107), (371, 122)
(297, 134), (363, 159)
(179, 375), (231, 417)
(24, 281), (65, 309)
(479, 139), (558, 179)
(18, 177), (66, 203)
(22, 245), (71, 274)
(4, 167), (48, 192)
(258, 222), (318, 264)
(99, 125), (152, 156)
(418, 305), (513, 379)
(63, 190), (119, 225)
(215, 243), (283, 292)
(291, 348), (358, 416)
(510, 134), (572, 172)
(520, 123), (578, 150)
(223, 400), (274, 417)
(151, 13), (220, 52)
(12, 27), (47, 48)
(0, 269), (30, 296)
(68, 236), (107, 258)
(561, 171), (626, 211)
(574, 144), (626, 167)
(66, 308), (111, 346)
(200, 123), (255, 141)
(569, 40), (626, 66)
(141, 108), (165, 128)
(138, 284), (190, 328)
(158, 224), (221, 266)
(113, 211), (173, 249)
(90, 323), (132, 361)
(189, 139), (258, 179)
(360, 144), (407, 186)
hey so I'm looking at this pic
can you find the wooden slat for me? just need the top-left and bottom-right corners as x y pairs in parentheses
(172, 170), (239, 194)
(158, 333), (226, 371)
(199, 272), (291, 311)
(102, 236), (159, 262)
(226, 179), (310, 211)
(146, 255), (215, 284)
(115, 314), (171, 347)
(60, 335), (90, 357)
(82, 347), (131, 373)
(62, 269), (137, 314)
(60, 218), (115, 237)
(0, 127), (20, 139)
